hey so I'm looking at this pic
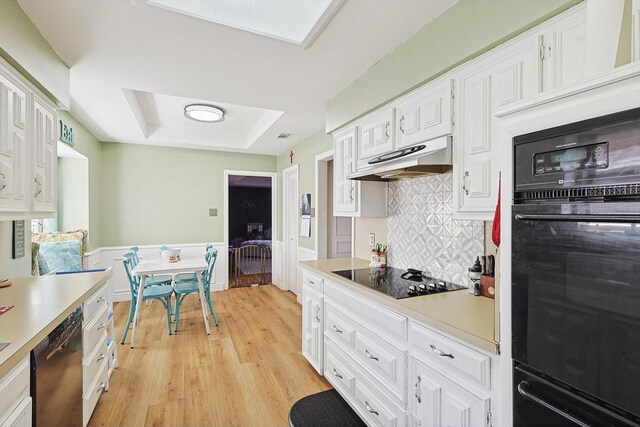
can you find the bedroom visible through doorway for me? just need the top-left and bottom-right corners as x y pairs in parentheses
(227, 174), (273, 288)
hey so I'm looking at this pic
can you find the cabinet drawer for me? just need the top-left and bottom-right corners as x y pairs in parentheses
(354, 329), (406, 403)
(325, 303), (356, 349)
(83, 358), (108, 427)
(83, 305), (109, 357)
(409, 321), (490, 390)
(83, 335), (108, 394)
(0, 397), (31, 427)
(324, 280), (407, 344)
(0, 357), (30, 424)
(83, 284), (108, 323)
(354, 378), (405, 427)
(324, 342), (357, 397)
(302, 270), (324, 293)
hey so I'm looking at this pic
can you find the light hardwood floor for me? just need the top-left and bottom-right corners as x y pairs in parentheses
(89, 285), (331, 427)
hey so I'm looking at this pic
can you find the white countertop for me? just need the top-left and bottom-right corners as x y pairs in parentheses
(300, 258), (498, 354)
(0, 270), (112, 377)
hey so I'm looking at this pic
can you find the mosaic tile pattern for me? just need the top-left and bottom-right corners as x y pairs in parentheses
(387, 172), (484, 286)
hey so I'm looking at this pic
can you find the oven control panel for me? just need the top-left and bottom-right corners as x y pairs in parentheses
(533, 142), (609, 175)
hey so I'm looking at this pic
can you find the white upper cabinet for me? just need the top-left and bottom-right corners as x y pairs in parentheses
(32, 94), (57, 214)
(334, 127), (358, 214)
(540, 3), (587, 91)
(0, 69), (29, 215)
(454, 36), (541, 219)
(396, 79), (454, 149)
(356, 108), (394, 170)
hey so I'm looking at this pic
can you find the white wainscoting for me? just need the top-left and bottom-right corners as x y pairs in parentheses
(296, 246), (318, 304)
(84, 243), (227, 302)
(272, 240), (283, 289)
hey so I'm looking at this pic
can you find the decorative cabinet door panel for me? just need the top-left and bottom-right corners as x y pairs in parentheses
(32, 96), (57, 213)
(455, 38), (539, 219)
(396, 79), (453, 149)
(0, 73), (29, 213)
(542, 7), (587, 91)
(302, 289), (323, 374)
(357, 108), (394, 168)
(410, 357), (489, 427)
(334, 128), (358, 214)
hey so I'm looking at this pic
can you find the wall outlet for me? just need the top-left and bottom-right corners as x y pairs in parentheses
(209, 208), (218, 217)
(369, 233), (376, 247)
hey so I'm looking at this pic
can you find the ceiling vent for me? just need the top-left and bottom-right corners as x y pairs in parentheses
(277, 133), (293, 139)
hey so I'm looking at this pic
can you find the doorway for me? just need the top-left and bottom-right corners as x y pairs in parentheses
(282, 164), (299, 295)
(315, 150), (353, 260)
(224, 171), (276, 288)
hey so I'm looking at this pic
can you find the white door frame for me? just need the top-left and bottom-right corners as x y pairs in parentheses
(223, 170), (277, 290)
(314, 149), (333, 260)
(282, 164), (299, 292)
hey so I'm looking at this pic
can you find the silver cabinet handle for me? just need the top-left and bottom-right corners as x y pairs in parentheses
(96, 296), (107, 303)
(332, 368), (343, 379)
(97, 353), (106, 362)
(462, 171), (469, 195)
(415, 376), (422, 403)
(385, 121), (391, 139)
(365, 349), (379, 361)
(332, 325), (343, 334)
(349, 186), (354, 202)
(430, 344), (454, 359)
(96, 382), (106, 393)
(399, 115), (405, 134)
(306, 279), (315, 285)
(314, 305), (320, 323)
(97, 323), (106, 331)
(365, 401), (379, 416)
(0, 172), (6, 191)
(34, 177), (42, 198)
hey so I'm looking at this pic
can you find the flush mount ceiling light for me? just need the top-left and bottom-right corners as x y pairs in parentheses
(184, 104), (225, 123)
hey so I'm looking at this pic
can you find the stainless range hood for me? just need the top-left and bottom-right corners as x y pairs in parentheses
(347, 136), (452, 181)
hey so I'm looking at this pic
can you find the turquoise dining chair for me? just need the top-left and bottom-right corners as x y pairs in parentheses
(130, 246), (173, 287)
(173, 244), (214, 284)
(172, 247), (219, 332)
(120, 252), (174, 344)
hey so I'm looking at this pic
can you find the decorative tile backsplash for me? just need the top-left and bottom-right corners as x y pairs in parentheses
(387, 172), (484, 286)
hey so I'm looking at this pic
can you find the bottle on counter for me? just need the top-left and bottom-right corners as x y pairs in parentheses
(468, 256), (482, 294)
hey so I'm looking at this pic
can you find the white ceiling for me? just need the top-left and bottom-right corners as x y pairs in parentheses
(18, 0), (457, 155)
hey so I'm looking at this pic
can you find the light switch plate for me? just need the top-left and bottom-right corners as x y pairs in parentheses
(369, 233), (376, 247)
(209, 208), (218, 217)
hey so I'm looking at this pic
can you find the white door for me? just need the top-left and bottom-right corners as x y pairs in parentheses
(541, 9), (587, 91)
(283, 165), (299, 296)
(330, 216), (352, 259)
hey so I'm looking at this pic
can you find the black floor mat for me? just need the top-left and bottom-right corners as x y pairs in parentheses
(289, 389), (366, 427)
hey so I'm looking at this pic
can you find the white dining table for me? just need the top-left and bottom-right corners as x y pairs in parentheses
(130, 256), (210, 348)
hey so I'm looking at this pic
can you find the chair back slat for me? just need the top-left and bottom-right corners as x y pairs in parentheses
(130, 247), (140, 266)
(122, 252), (140, 298)
(204, 247), (218, 286)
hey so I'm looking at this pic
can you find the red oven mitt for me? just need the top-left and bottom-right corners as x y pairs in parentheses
(492, 173), (501, 247)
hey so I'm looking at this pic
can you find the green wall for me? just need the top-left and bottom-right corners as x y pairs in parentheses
(275, 130), (333, 250)
(100, 142), (276, 246)
(325, 0), (581, 132)
(57, 111), (103, 250)
(57, 157), (89, 235)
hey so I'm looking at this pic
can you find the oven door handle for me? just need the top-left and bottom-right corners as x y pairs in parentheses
(517, 381), (590, 427)
(515, 213), (640, 223)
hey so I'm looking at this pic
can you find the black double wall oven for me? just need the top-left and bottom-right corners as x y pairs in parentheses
(512, 108), (640, 427)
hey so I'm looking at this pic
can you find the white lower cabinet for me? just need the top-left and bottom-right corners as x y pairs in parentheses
(301, 269), (494, 427)
(410, 356), (490, 427)
(0, 397), (31, 427)
(0, 357), (31, 427)
(302, 286), (324, 374)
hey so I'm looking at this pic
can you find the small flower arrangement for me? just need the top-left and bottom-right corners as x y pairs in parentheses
(370, 243), (387, 268)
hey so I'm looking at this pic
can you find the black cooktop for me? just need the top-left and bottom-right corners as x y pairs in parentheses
(331, 267), (466, 299)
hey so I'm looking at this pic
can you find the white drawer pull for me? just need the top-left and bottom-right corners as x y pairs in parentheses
(332, 368), (343, 379)
(415, 376), (422, 403)
(96, 296), (107, 303)
(96, 382), (106, 393)
(365, 349), (379, 361)
(430, 344), (454, 359)
(97, 353), (106, 362)
(97, 323), (106, 331)
(365, 401), (379, 416)
(332, 325), (343, 334)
